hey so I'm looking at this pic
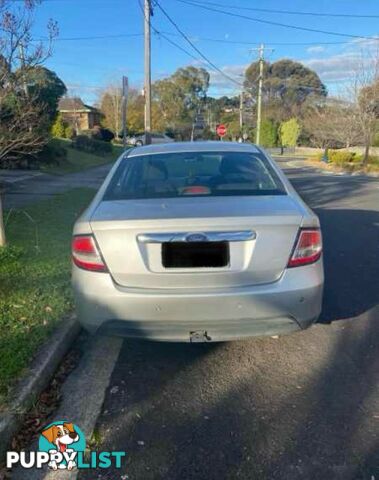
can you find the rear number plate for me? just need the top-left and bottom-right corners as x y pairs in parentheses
(162, 242), (229, 268)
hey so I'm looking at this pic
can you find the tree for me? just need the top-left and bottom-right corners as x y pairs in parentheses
(279, 118), (301, 147)
(260, 119), (278, 147)
(153, 77), (188, 130)
(51, 113), (66, 138)
(245, 59), (327, 104)
(304, 55), (379, 160)
(16, 66), (66, 120)
(0, 0), (59, 164)
(152, 66), (210, 135)
(354, 72), (379, 164)
(99, 84), (123, 138)
(171, 66), (209, 108)
(127, 89), (144, 134)
(245, 59), (327, 120)
(0, 0), (58, 245)
(217, 111), (240, 140)
(0, 92), (51, 163)
(303, 100), (361, 149)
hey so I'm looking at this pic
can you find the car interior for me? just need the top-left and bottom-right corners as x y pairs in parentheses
(105, 152), (286, 200)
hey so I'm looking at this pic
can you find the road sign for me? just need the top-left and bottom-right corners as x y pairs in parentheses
(216, 124), (227, 137)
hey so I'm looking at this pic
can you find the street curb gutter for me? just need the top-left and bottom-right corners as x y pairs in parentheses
(11, 335), (123, 480)
(0, 315), (81, 461)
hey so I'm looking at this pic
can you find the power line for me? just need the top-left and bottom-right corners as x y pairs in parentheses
(154, 0), (244, 87)
(162, 33), (350, 47)
(137, 0), (243, 89)
(137, 0), (214, 74)
(35, 33), (143, 42)
(37, 28), (377, 47)
(51, 33), (143, 42)
(155, 31), (204, 63)
(172, 0), (379, 19)
(176, 0), (379, 40)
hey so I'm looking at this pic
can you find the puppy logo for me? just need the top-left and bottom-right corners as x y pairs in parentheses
(39, 421), (85, 471)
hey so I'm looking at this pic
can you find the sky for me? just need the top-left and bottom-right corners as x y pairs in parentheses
(29, 0), (379, 104)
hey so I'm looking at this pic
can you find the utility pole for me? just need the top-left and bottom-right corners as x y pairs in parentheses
(239, 89), (244, 131)
(256, 44), (264, 146)
(122, 76), (129, 148)
(144, 0), (152, 145)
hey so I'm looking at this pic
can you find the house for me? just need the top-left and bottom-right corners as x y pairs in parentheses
(58, 97), (102, 132)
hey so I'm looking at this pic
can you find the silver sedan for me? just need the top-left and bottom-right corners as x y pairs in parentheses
(72, 142), (323, 342)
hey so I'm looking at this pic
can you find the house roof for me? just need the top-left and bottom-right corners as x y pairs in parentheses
(58, 97), (99, 113)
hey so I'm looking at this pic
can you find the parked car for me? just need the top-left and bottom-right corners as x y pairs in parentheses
(72, 142), (323, 342)
(128, 132), (175, 146)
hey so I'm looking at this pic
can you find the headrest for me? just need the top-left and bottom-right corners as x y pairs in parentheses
(146, 160), (168, 181)
(220, 155), (260, 176)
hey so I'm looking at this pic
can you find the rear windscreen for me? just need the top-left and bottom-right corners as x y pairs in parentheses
(103, 151), (286, 200)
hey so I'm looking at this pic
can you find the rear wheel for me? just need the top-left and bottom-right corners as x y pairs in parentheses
(135, 140), (143, 146)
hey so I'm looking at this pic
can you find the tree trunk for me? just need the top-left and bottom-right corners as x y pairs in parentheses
(322, 146), (329, 163)
(363, 141), (370, 166)
(0, 190), (6, 247)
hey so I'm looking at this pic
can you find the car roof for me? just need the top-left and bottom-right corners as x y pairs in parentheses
(127, 141), (262, 157)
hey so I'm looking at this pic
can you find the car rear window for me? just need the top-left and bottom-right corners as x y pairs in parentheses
(103, 151), (286, 200)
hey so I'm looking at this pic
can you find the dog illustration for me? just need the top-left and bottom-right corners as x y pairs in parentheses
(41, 422), (79, 470)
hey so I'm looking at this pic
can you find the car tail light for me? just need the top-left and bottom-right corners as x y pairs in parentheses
(288, 229), (322, 268)
(72, 235), (107, 272)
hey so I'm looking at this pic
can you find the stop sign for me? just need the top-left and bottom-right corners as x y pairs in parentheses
(216, 124), (227, 137)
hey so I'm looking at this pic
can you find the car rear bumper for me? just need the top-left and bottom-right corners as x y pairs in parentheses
(72, 261), (323, 342)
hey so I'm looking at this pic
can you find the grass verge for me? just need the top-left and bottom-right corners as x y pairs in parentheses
(40, 139), (125, 175)
(307, 150), (379, 174)
(306, 157), (379, 174)
(0, 188), (95, 405)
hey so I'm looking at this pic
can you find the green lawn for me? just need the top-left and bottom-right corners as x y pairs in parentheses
(40, 139), (125, 175)
(0, 188), (95, 405)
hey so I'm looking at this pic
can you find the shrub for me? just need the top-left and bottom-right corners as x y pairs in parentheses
(93, 126), (114, 142)
(314, 150), (357, 165)
(279, 118), (301, 147)
(328, 150), (356, 165)
(71, 135), (112, 156)
(259, 119), (278, 147)
(51, 114), (66, 138)
(37, 140), (68, 165)
(80, 129), (93, 138)
(64, 125), (75, 139)
(81, 127), (114, 143)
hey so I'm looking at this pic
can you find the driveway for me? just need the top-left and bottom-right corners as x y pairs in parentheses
(77, 157), (379, 480)
(1, 163), (113, 209)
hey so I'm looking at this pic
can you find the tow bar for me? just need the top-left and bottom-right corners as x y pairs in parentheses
(190, 331), (212, 343)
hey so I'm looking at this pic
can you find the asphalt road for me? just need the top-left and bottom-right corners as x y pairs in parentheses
(76, 159), (377, 480)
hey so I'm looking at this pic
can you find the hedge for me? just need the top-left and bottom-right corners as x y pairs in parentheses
(71, 135), (113, 156)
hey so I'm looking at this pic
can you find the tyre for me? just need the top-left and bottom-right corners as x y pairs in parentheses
(135, 140), (143, 146)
